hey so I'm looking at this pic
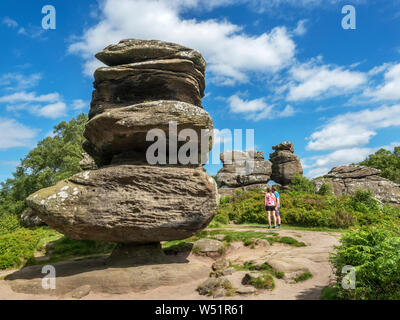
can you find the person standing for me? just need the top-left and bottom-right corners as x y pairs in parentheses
(265, 187), (277, 229)
(272, 186), (281, 229)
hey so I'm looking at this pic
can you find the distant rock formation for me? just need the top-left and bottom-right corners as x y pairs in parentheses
(26, 39), (218, 250)
(269, 142), (303, 186)
(215, 150), (272, 188)
(314, 165), (400, 204)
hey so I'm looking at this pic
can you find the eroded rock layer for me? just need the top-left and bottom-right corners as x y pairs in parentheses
(215, 150), (272, 188)
(26, 165), (218, 243)
(314, 165), (400, 204)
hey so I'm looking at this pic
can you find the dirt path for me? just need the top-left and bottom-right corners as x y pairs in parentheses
(0, 227), (341, 300)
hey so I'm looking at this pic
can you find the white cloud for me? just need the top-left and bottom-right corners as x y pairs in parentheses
(72, 99), (88, 110)
(228, 94), (295, 121)
(287, 60), (367, 101)
(307, 104), (400, 151)
(35, 102), (67, 119)
(68, 0), (296, 84)
(0, 73), (42, 91)
(0, 118), (38, 149)
(364, 63), (400, 102)
(293, 19), (308, 36)
(0, 91), (60, 103)
(2, 17), (18, 28)
(304, 142), (400, 178)
(1, 17), (45, 39)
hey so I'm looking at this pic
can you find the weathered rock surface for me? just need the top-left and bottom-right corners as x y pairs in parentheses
(79, 152), (98, 170)
(84, 101), (213, 162)
(194, 239), (224, 254)
(215, 151), (272, 188)
(26, 165), (218, 243)
(6, 257), (209, 296)
(269, 142), (303, 186)
(95, 39), (206, 73)
(20, 208), (44, 228)
(90, 63), (204, 118)
(314, 165), (400, 204)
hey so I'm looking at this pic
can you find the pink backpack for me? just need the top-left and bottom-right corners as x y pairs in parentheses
(265, 193), (276, 206)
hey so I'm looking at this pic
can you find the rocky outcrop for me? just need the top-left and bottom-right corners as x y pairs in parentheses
(26, 40), (218, 249)
(314, 165), (400, 204)
(269, 142), (303, 186)
(215, 150), (272, 188)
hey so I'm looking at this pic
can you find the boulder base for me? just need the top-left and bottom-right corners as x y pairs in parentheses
(5, 258), (209, 296)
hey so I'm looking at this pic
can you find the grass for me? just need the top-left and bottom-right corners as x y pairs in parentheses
(321, 286), (340, 300)
(210, 222), (346, 233)
(293, 272), (313, 283)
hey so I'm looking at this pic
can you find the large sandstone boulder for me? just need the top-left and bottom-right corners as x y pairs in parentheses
(26, 165), (218, 243)
(84, 101), (213, 162)
(215, 150), (272, 188)
(269, 142), (303, 186)
(314, 165), (400, 204)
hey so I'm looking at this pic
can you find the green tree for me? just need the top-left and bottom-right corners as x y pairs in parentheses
(0, 113), (87, 216)
(359, 147), (400, 184)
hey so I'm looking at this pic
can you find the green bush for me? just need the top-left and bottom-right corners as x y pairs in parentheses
(0, 214), (21, 236)
(289, 174), (316, 193)
(219, 196), (230, 205)
(330, 225), (400, 300)
(0, 227), (60, 269)
(214, 188), (400, 229)
(318, 183), (332, 196)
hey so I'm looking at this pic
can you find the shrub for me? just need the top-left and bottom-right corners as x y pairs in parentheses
(289, 174), (316, 194)
(318, 183), (332, 196)
(0, 214), (21, 236)
(213, 188), (400, 229)
(331, 226), (400, 300)
(219, 196), (230, 205)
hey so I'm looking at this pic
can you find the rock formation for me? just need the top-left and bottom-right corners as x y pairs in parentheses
(314, 165), (400, 204)
(216, 151), (272, 188)
(26, 40), (218, 259)
(215, 150), (272, 197)
(269, 142), (303, 186)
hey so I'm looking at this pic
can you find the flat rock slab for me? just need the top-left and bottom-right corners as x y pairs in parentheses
(5, 258), (209, 296)
(26, 165), (218, 242)
(95, 39), (206, 73)
(194, 239), (224, 253)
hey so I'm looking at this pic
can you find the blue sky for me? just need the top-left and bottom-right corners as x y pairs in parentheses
(0, 0), (399, 182)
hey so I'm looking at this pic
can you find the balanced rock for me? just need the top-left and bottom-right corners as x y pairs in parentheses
(26, 165), (218, 243)
(26, 40), (217, 255)
(314, 165), (400, 204)
(215, 150), (272, 188)
(269, 142), (303, 186)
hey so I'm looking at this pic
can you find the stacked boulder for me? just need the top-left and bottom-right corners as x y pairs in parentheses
(314, 165), (400, 204)
(26, 40), (218, 258)
(215, 150), (272, 196)
(269, 142), (303, 186)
